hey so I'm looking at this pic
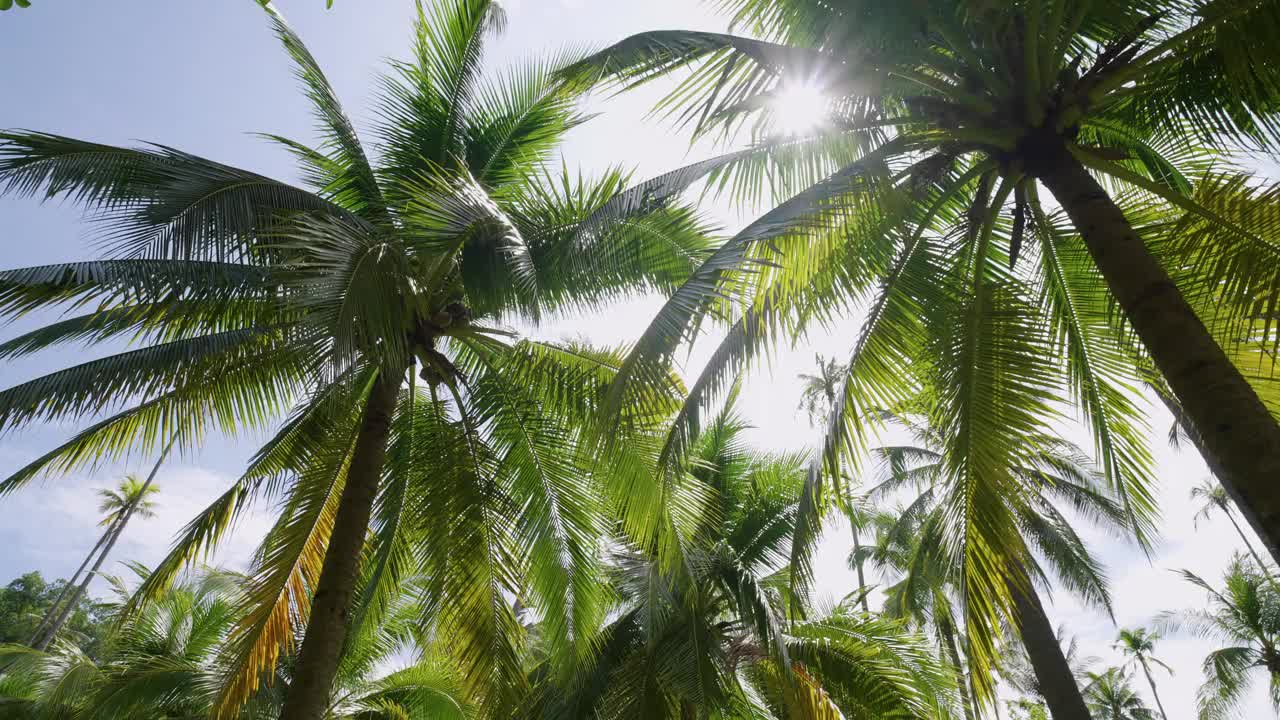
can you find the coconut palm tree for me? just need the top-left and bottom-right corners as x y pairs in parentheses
(857, 505), (982, 720)
(0, 1), (712, 715)
(523, 395), (959, 719)
(860, 416), (1129, 718)
(30, 466), (163, 652)
(797, 354), (846, 427)
(1192, 479), (1277, 581)
(1084, 667), (1157, 720)
(1159, 556), (1280, 719)
(1114, 627), (1172, 720)
(561, 0), (1280, 609)
(798, 355), (875, 613)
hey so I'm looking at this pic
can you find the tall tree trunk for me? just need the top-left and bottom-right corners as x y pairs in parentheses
(1008, 577), (1091, 719)
(939, 618), (978, 720)
(850, 518), (870, 614)
(1036, 144), (1280, 563)
(1138, 659), (1169, 720)
(35, 508), (127, 650)
(29, 519), (117, 646)
(33, 438), (171, 651)
(1222, 508), (1277, 580)
(280, 369), (403, 720)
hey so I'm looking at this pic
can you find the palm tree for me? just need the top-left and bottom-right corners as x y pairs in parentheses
(562, 0), (1280, 578)
(0, 1), (711, 715)
(862, 416), (1129, 718)
(798, 355), (874, 613)
(525, 396), (959, 719)
(797, 354), (846, 427)
(30, 464), (163, 652)
(1159, 557), (1280, 720)
(857, 505), (982, 720)
(1192, 479), (1276, 580)
(1114, 627), (1172, 720)
(1084, 667), (1157, 720)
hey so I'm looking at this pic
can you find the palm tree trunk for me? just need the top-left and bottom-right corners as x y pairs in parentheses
(1008, 577), (1090, 719)
(32, 438), (172, 651)
(939, 618), (979, 720)
(1138, 659), (1169, 720)
(28, 519), (117, 646)
(34, 505), (126, 650)
(1221, 507), (1275, 574)
(280, 369), (403, 720)
(1036, 144), (1280, 563)
(850, 523), (870, 613)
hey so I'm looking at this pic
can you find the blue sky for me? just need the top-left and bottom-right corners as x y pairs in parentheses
(0, 2), (1270, 717)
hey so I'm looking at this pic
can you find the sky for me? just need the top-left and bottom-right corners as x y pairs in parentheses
(0, 1), (1270, 717)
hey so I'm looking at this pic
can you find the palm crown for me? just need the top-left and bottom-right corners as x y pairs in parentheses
(1159, 557), (1280, 719)
(0, 0), (714, 715)
(95, 475), (160, 527)
(855, 415), (1128, 707)
(1083, 667), (1156, 720)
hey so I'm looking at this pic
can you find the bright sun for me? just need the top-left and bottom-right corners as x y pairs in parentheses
(771, 82), (830, 135)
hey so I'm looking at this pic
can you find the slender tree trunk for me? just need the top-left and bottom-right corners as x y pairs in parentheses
(1036, 144), (1280, 563)
(1008, 577), (1091, 719)
(939, 618), (979, 720)
(28, 520), (117, 646)
(1138, 659), (1169, 720)
(34, 509), (125, 650)
(33, 438), (172, 651)
(850, 519), (870, 614)
(1222, 508), (1277, 577)
(280, 369), (403, 720)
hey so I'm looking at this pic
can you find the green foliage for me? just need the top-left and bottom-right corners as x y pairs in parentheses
(1006, 698), (1050, 720)
(0, 573), (106, 655)
(1083, 667), (1157, 720)
(516, 396), (960, 719)
(0, 0), (32, 11)
(0, 566), (473, 719)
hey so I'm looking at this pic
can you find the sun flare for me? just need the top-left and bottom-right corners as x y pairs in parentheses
(771, 82), (830, 135)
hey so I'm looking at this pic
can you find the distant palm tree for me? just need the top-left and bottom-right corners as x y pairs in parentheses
(1084, 668), (1156, 720)
(1159, 557), (1280, 719)
(1114, 627), (1172, 720)
(797, 354), (846, 427)
(0, 1), (711, 715)
(29, 457), (164, 652)
(857, 506), (981, 720)
(861, 414), (1130, 718)
(797, 355), (873, 613)
(1192, 479), (1276, 580)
